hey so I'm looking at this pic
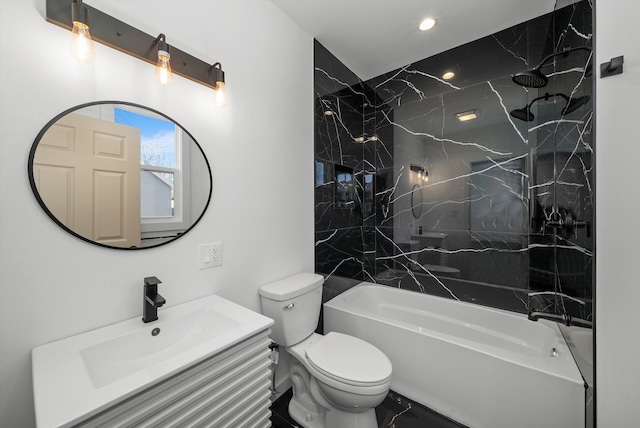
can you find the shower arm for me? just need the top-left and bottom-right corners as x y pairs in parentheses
(525, 92), (569, 110)
(532, 46), (592, 71)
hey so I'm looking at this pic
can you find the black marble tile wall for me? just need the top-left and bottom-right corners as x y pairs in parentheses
(314, 1), (593, 321)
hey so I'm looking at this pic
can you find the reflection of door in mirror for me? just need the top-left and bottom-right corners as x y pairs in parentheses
(32, 113), (141, 248)
(113, 106), (190, 245)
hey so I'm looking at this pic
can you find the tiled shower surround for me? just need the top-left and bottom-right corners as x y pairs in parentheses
(315, 1), (593, 321)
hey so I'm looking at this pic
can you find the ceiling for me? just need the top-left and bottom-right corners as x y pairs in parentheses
(270, 0), (558, 81)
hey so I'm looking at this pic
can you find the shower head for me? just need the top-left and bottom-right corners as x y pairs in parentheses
(512, 69), (549, 89)
(510, 92), (586, 122)
(510, 92), (557, 122)
(561, 95), (591, 115)
(509, 107), (534, 122)
(510, 93), (591, 122)
(511, 46), (592, 88)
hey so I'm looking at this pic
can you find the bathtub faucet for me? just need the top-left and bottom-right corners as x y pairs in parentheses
(528, 311), (592, 328)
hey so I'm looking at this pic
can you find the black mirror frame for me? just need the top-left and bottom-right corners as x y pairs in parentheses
(411, 184), (422, 219)
(27, 100), (213, 250)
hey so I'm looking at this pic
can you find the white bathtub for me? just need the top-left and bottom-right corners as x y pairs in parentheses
(323, 283), (586, 428)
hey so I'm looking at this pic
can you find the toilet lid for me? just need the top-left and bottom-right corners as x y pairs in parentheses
(305, 332), (392, 386)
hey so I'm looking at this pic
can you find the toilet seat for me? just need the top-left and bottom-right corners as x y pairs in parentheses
(305, 332), (392, 388)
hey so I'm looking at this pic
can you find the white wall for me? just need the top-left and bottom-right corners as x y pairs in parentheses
(2, 1), (638, 427)
(595, 0), (640, 426)
(0, 1), (313, 426)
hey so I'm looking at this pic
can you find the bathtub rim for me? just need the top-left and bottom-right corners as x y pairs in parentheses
(323, 281), (585, 385)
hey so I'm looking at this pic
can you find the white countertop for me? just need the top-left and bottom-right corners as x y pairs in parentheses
(32, 295), (273, 427)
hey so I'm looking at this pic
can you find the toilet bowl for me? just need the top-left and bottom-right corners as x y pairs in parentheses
(259, 273), (392, 428)
(287, 332), (391, 428)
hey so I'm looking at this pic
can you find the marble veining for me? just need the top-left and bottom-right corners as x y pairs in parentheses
(271, 388), (467, 428)
(314, 0), (593, 322)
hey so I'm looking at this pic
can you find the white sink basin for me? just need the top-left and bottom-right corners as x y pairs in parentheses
(32, 294), (273, 427)
(81, 306), (243, 388)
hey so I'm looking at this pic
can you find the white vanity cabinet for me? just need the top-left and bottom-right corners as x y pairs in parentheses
(75, 330), (273, 428)
(32, 295), (274, 428)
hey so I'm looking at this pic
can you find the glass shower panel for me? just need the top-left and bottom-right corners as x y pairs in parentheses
(528, 0), (594, 323)
(372, 74), (536, 309)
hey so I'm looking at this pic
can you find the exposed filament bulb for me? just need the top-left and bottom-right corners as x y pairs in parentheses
(156, 50), (172, 86)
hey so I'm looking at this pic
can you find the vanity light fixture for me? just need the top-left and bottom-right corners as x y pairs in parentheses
(210, 62), (227, 108)
(419, 17), (437, 31)
(321, 98), (335, 116)
(456, 110), (478, 122)
(154, 34), (172, 86)
(70, 0), (94, 63)
(353, 134), (378, 143)
(46, 0), (228, 106)
(410, 164), (429, 182)
(442, 71), (455, 80)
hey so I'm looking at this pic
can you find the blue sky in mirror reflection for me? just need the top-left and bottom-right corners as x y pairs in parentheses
(114, 108), (176, 168)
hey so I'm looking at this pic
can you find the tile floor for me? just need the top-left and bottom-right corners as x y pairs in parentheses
(270, 388), (467, 428)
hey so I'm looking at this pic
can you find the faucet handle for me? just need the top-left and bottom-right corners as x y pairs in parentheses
(145, 293), (166, 307)
(144, 276), (162, 287)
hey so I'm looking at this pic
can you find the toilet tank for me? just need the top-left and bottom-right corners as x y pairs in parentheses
(259, 273), (324, 346)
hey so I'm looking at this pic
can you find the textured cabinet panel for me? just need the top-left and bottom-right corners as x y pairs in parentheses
(76, 330), (272, 428)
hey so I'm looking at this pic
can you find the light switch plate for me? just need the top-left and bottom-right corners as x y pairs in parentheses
(198, 242), (223, 269)
(210, 242), (222, 267)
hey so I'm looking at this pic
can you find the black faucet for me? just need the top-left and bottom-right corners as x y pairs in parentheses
(143, 276), (166, 323)
(528, 311), (592, 328)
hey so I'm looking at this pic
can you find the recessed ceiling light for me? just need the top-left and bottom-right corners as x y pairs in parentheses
(419, 17), (437, 31)
(456, 110), (478, 122)
(442, 71), (455, 80)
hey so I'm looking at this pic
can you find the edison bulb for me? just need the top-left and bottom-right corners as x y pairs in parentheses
(155, 50), (172, 86)
(70, 21), (94, 63)
(215, 82), (228, 108)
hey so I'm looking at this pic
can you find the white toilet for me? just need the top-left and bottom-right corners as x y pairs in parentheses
(259, 273), (392, 428)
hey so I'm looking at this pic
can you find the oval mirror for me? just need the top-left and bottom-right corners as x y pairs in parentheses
(28, 101), (212, 249)
(411, 184), (423, 219)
